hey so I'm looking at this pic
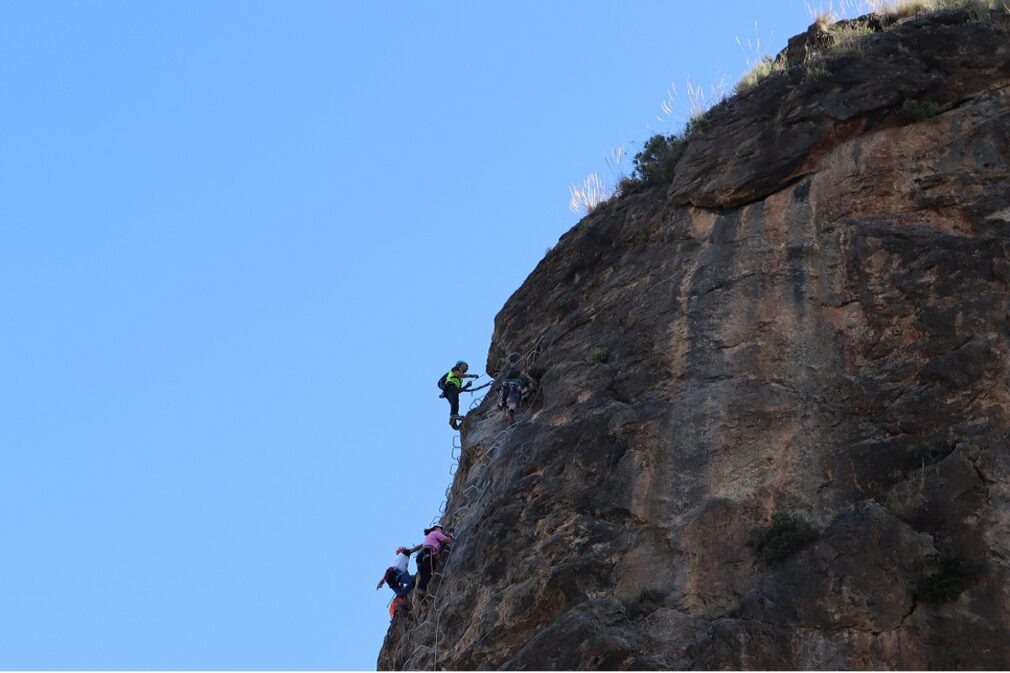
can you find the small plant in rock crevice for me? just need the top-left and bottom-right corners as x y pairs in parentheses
(803, 47), (833, 79)
(906, 437), (955, 466)
(912, 551), (984, 603)
(623, 588), (668, 619)
(900, 98), (942, 122)
(747, 511), (819, 565)
(587, 347), (610, 364)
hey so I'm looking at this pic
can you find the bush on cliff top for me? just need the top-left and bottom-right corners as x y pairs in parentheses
(748, 511), (819, 565)
(630, 133), (687, 185)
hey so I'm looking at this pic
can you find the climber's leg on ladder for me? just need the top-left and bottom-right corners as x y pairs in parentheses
(445, 384), (462, 429)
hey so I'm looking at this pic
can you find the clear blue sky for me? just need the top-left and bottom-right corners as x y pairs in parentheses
(0, 1), (867, 669)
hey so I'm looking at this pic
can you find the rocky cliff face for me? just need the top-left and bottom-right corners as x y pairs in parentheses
(379, 8), (1010, 670)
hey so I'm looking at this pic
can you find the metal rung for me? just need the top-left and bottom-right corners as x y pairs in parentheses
(397, 343), (546, 673)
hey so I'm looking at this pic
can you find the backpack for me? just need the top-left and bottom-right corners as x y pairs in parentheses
(389, 595), (410, 620)
(437, 372), (448, 390)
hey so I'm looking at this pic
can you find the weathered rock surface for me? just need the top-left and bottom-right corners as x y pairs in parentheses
(379, 9), (1010, 670)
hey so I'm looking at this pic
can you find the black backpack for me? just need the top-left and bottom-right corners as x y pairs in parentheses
(437, 372), (448, 391)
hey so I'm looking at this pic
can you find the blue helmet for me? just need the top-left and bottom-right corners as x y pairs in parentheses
(454, 360), (468, 369)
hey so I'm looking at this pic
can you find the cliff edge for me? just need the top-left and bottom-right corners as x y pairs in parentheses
(380, 7), (1010, 669)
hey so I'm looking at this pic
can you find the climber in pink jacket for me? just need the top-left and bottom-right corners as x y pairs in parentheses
(415, 524), (455, 596)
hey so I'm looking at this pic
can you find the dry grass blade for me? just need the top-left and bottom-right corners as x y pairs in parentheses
(568, 172), (611, 214)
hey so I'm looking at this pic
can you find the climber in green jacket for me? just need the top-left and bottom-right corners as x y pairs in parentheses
(438, 360), (480, 430)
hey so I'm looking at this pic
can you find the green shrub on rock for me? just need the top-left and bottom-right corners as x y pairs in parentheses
(747, 511), (819, 565)
(631, 134), (687, 185)
(900, 98), (942, 122)
(912, 552), (983, 603)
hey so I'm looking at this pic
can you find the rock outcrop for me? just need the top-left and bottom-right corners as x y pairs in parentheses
(379, 8), (1010, 670)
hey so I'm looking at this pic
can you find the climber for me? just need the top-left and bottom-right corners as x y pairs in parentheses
(497, 367), (532, 424)
(388, 595), (412, 622)
(438, 360), (480, 430)
(414, 524), (455, 597)
(376, 545), (422, 598)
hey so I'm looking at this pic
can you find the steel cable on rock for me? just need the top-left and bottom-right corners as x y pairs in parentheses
(391, 332), (550, 670)
(416, 333), (548, 671)
(391, 375), (497, 670)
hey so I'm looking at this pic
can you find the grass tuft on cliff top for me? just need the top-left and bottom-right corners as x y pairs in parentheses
(582, 0), (1009, 204)
(881, 0), (1007, 20)
(735, 55), (789, 95)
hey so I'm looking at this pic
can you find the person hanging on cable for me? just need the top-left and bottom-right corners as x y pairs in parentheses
(414, 524), (454, 598)
(437, 360), (480, 430)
